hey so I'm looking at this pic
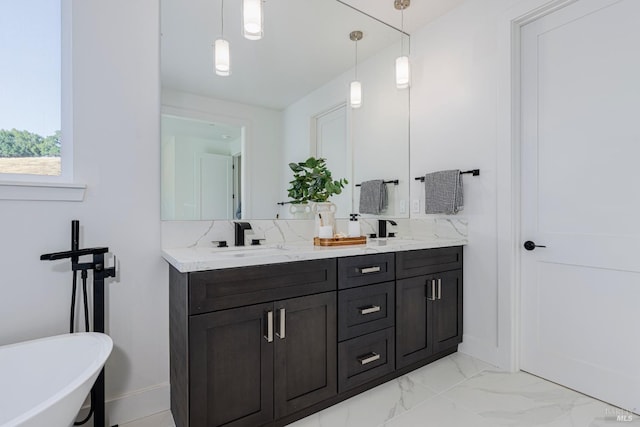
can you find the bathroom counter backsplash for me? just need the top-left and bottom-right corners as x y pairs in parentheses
(162, 218), (467, 273)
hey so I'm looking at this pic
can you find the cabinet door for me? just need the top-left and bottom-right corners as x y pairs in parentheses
(432, 269), (463, 353)
(396, 275), (434, 369)
(274, 292), (337, 418)
(190, 303), (274, 427)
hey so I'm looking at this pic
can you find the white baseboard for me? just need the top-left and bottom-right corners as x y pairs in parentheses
(77, 382), (171, 426)
(108, 382), (171, 425)
(458, 334), (503, 369)
(118, 410), (175, 427)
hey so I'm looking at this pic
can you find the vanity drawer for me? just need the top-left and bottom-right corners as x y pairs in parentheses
(396, 247), (462, 279)
(338, 328), (395, 393)
(338, 281), (394, 341)
(189, 258), (337, 314)
(337, 253), (395, 289)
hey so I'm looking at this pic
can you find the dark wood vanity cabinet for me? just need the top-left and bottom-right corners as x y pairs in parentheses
(170, 259), (337, 427)
(169, 246), (463, 427)
(396, 247), (463, 370)
(189, 292), (336, 426)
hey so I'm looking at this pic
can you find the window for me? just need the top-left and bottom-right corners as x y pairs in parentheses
(0, 0), (70, 180)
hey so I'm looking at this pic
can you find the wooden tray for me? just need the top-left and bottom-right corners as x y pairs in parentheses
(314, 236), (367, 247)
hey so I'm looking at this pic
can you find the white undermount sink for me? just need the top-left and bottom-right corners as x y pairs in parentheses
(367, 238), (418, 247)
(210, 246), (288, 258)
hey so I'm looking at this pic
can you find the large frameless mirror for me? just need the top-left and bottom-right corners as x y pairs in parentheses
(161, 0), (409, 220)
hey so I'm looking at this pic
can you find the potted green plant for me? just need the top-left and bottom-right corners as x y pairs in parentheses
(287, 157), (348, 203)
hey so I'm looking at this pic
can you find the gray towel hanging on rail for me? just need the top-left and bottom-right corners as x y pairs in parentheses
(424, 170), (463, 214)
(359, 179), (388, 214)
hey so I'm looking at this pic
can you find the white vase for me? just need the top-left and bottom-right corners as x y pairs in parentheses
(288, 203), (312, 220)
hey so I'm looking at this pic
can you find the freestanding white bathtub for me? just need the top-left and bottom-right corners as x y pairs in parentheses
(0, 332), (113, 427)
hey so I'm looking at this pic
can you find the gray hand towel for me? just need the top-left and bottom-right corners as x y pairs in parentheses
(424, 170), (463, 214)
(359, 179), (388, 215)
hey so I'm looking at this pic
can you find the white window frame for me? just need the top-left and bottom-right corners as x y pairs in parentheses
(0, 0), (85, 201)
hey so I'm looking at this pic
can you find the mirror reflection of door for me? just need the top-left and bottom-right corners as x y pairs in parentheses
(196, 152), (233, 219)
(232, 154), (242, 219)
(161, 115), (243, 220)
(312, 103), (352, 216)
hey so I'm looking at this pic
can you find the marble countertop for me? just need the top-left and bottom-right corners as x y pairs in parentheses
(162, 237), (467, 273)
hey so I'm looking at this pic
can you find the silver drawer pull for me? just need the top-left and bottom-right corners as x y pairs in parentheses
(427, 279), (437, 301)
(276, 308), (286, 339)
(359, 266), (381, 274)
(359, 305), (381, 315)
(264, 311), (273, 342)
(357, 352), (381, 365)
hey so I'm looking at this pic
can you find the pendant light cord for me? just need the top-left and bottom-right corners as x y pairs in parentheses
(400, 7), (404, 55)
(221, 0), (225, 37)
(355, 39), (358, 80)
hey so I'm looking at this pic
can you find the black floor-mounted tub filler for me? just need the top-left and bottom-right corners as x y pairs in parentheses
(40, 220), (118, 427)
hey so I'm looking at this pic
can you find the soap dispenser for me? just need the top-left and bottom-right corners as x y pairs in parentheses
(348, 213), (361, 237)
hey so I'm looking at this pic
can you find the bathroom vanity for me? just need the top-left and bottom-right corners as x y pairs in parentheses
(165, 241), (463, 427)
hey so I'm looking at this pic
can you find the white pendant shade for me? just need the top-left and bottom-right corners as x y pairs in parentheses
(396, 56), (410, 89)
(242, 0), (263, 40)
(350, 81), (362, 109)
(214, 38), (230, 76)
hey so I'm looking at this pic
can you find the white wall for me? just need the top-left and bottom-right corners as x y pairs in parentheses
(0, 0), (168, 424)
(409, 0), (514, 367)
(162, 89), (283, 219)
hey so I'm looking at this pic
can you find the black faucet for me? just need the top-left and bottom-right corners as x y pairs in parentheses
(378, 219), (397, 238)
(40, 220), (116, 427)
(234, 222), (253, 246)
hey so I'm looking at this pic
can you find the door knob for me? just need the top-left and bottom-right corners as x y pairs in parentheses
(524, 240), (546, 251)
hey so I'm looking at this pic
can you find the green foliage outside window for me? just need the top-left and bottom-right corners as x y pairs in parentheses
(0, 129), (61, 158)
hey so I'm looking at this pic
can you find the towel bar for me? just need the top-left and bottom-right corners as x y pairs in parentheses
(414, 169), (479, 182)
(355, 179), (399, 187)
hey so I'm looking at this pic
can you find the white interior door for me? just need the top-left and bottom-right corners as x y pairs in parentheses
(196, 152), (233, 219)
(313, 104), (352, 216)
(520, 0), (640, 413)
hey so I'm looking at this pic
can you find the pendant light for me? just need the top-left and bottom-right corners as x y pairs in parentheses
(214, 0), (230, 76)
(395, 0), (410, 89)
(350, 30), (363, 109)
(242, 0), (263, 40)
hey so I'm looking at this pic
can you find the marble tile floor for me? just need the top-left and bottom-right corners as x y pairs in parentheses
(122, 352), (636, 427)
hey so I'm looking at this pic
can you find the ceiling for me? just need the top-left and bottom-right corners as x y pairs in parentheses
(161, 0), (463, 111)
(339, 0), (464, 34)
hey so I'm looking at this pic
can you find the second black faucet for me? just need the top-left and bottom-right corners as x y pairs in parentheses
(234, 222), (252, 246)
(378, 219), (397, 238)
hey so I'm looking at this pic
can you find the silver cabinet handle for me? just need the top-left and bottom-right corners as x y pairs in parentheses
(359, 305), (381, 315)
(276, 308), (286, 339)
(437, 278), (442, 300)
(357, 352), (381, 365)
(427, 279), (437, 301)
(359, 266), (381, 274)
(264, 311), (273, 342)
